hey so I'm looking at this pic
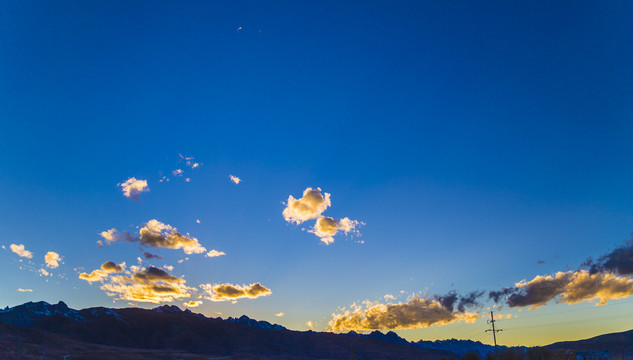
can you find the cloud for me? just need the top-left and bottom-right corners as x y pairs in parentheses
(328, 297), (478, 332)
(163, 265), (174, 271)
(179, 154), (201, 169)
(306, 320), (315, 330)
(172, 169), (183, 176)
(384, 294), (396, 301)
(44, 251), (62, 269)
(81, 265), (193, 304)
(99, 229), (119, 246)
(196, 219), (201, 224)
(229, 175), (241, 184)
(138, 220), (206, 254)
(39, 269), (50, 277)
(206, 250), (226, 258)
(309, 216), (362, 245)
(79, 269), (109, 283)
(275, 312), (285, 317)
(492, 270), (633, 309)
(184, 300), (203, 308)
(283, 187), (331, 224)
(119, 177), (149, 200)
(17, 288), (33, 292)
(585, 239), (633, 276)
(10, 244), (32, 258)
(200, 282), (272, 302)
(101, 261), (125, 273)
(436, 291), (484, 313)
(143, 252), (163, 260)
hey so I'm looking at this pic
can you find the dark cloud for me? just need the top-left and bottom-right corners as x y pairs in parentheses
(584, 239), (633, 276)
(436, 291), (483, 313)
(143, 252), (163, 260)
(101, 261), (124, 273)
(489, 288), (514, 304)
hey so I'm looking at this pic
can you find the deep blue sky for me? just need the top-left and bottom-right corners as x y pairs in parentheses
(1, 1), (633, 346)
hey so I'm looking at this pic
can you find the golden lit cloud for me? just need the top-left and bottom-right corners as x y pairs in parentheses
(283, 187), (331, 224)
(85, 265), (194, 304)
(328, 297), (478, 332)
(10, 244), (32, 258)
(206, 250), (226, 258)
(504, 270), (633, 309)
(99, 228), (119, 246)
(39, 268), (50, 277)
(310, 216), (362, 245)
(183, 300), (203, 308)
(44, 251), (62, 269)
(79, 269), (109, 283)
(17, 288), (33, 292)
(275, 312), (285, 317)
(229, 175), (241, 184)
(563, 270), (633, 305)
(119, 177), (149, 200)
(200, 282), (272, 302)
(139, 219), (206, 254)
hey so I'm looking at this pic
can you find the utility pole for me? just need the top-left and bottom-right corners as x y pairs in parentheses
(485, 311), (503, 358)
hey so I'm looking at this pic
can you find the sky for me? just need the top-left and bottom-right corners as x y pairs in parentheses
(1, 0), (633, 347)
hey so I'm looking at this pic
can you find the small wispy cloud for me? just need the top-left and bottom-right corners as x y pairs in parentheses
(275, 312), (285, 317)
(10, 244), (32, 259)
(184, 300), (203, 308)
(119, 177), (149, 200)
(229, 175), (241, 184)
(172, 169), (183, 176)
(206, 250), (226, 258)
(17, 288), (33, 292)
(44, 251), (62, 269)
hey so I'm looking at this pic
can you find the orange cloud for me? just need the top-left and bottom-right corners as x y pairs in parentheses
(200, 282), (272, 302)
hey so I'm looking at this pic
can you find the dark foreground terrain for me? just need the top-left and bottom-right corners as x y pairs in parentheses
(1, 301), (631, 360)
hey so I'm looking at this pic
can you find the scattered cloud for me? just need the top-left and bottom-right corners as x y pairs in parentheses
(79, 270), (108, 283)
(283, 187), (331, 224)
(99, 229), (119, 246)
(163, 265), (174, 271)
(306, 320), (315, 330)
(179, 154), (200, 169)
(101, 261), (125, 273)
(275, 312), (285, 317)
(119, 177), (149, 200)
(196, 219), (201, 224)
(10, 244), (33, 258)
(309, 216), (362, 245)
(44, 251), (62, 269)
(81, 265), (194, 304)
(142, 251), (163, 260)
(200, 282), (272, 302)
(384, 294), (396, 301)
(39, 268), (50, 277)
(172, 169), (183, 176)
(206, 250), (226, 258)
(138, 220), (206, 254)
(491, 270), (633, 309)
(17, 288), (33, 292)
(328, 296), (478, 332)
(184, 300), (203, 308)
(229, 175), (241, 184)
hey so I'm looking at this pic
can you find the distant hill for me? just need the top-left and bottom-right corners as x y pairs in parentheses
(547, 329), (633, 355)
(0, 301), (457, 359)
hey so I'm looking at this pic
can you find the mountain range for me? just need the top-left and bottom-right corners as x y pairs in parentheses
(0, 301), (629, 360)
